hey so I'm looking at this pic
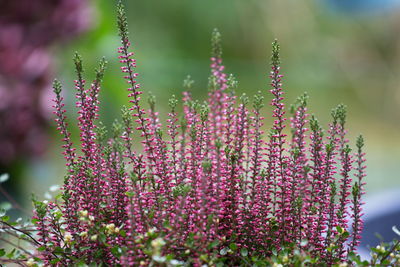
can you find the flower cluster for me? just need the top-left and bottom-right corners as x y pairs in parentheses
(1, 2), (393, 267)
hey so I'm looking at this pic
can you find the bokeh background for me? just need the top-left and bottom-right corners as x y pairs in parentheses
(1, 0), (400, 252)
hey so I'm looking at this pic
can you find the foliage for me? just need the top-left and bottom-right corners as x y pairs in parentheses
(0, 1), (398, 266)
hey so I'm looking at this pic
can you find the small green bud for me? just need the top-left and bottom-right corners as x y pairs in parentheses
(95, 57), (107, 83)
(271, 39), (281, 66)
(189, 100), (199, 111)
(330, 182), (337, 195)
(352, 182), (359, 197)
(291, 147), (300, 159)
(208, 74), (218, 91)
(52, 79), (63, 95)
(310, 115), (322, 133)
(148, 92), (156, 111)
(224, 146), (231, 158)
(325, 143), (334, 154)
(200, 103), (209, 122)
(356, 135), (364, 150)
(168, 95), (178, 111)
(183, 75), (194, 91)
(297, 92), (308, 107)
(253, 91), (264, 110)
(117, 1), (129, 42)
(112, 119), (123, 139)
(240, 93), (249, 105)
(226, 74), (238, 94)
(95, 121), (108, 144)
(211, 28), (222, 59)
(343, 145), (352, 155)
(156, 128), (163, 139)
(215, 139), (222, 150)
(73, 52), (84, 77)
(331, 104), (347, 126)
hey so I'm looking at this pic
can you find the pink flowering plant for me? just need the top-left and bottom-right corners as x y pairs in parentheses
(1, 2), (400, 266)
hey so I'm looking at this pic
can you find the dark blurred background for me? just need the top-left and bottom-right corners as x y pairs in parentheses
(1, 0), (399, 251)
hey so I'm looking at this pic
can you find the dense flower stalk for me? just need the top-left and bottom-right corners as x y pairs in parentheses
(349, 135), (366, 253)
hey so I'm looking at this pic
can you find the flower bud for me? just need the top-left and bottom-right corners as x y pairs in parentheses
(26, 258), (36, 267)
(79, 210), (88, 217)
(90, 234), (98, 241)
(64, 231), (73, 243)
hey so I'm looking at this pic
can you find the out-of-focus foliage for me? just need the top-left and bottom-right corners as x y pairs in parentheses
(0, 0), (91, 166)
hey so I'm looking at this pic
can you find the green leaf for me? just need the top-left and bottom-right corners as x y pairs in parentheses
(166, 254), (175, 261)
(99, 233), (107, 243)
(208, 240), (219, 249)
(240, 247), (248, 257)
(111, 247), (122, 257)
(0, 249), (5, 257)
(37, 246), (46, 252)
(6, 248), (15, 259)
(2, 215), (10, 222)
(53, 247), (64, 254)
(336, 225), (344, 234)
(229, 243), (238, 251)
(50, 258), (61, 265)
(342, 231), (350, 239)
(163, 219), (171, 229)
(199, 254), (208, 262)
(119, 229), (126, 237)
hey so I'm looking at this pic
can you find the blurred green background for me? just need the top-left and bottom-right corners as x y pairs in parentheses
(23, 0), (400, 201)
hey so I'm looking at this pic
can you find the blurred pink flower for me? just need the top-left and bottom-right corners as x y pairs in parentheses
(0, 0), (91, 165)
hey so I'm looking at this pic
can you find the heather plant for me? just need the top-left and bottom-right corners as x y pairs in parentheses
(0, 2), (400, 266)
